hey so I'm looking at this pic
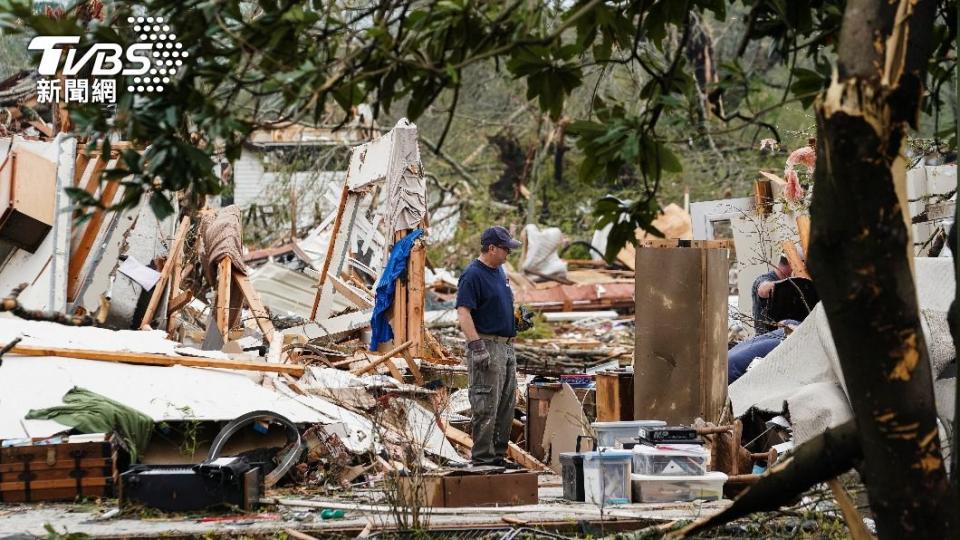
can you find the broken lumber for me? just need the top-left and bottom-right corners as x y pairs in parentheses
(352, 340), (413, 376)
(234, 273), (277, 343)
(139, 217), (191, 329)
(440, 419), (550, 472)
(5, 343), (305, 376)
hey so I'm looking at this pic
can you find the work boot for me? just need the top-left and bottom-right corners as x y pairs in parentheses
(492, 458), (522, 470)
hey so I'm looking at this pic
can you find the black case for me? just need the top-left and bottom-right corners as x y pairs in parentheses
(120, 457), (262, 512)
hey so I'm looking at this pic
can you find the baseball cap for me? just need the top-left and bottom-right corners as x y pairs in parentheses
(481, 226), (521, 250)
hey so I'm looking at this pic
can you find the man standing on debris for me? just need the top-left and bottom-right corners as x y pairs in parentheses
(456, 226), (522, 467)
(751, 252), (794, 335)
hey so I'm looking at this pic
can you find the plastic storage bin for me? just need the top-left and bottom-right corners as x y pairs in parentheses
(632, 443), (708, 476)
(631, 471), (727, 503)
(582, 450), (633, 505)
(592, 420), (666, 448)
(559, 452), (584, 501)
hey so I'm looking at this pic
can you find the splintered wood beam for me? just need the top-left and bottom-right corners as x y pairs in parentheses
(351, 340), (412, 376)
(139, 217), (191, 330)
(330, 275), (373, 309)
(167, 290), (193, 315)
(234, 272), (276, 343)
(67, 155), (119, 302)
(406, 238), (426, 358)
(216, 256), (232, 336)
(796, 215), (811, 257)
(5, 343), (305, 376)
(401, 349), (424, 385)
(310, 182), (350, 320)
(782, 240), (810, 279)
(391, 230), (408, 345)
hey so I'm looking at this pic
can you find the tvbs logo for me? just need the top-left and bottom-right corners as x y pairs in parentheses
(28, 16), (186, 103)
(29, 36), (152, 76)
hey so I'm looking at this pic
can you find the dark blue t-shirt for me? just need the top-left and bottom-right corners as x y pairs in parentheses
(456, 259), (516, 337)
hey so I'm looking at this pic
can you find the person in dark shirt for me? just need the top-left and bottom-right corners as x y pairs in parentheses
(752, 254), (793, 334)
(456, 226), (521, 466)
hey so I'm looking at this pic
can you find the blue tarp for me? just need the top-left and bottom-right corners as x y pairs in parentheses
(370, 228), (425, 351)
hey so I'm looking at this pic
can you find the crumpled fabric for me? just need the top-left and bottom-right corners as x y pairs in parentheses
(26, 386), (153, 462)
(370, 228), (424, 351)
(198, 205), (248, 288)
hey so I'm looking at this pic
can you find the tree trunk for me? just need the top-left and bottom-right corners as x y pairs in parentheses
(808, 0), (955, 536)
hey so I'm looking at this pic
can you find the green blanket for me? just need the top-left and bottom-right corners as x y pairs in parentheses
(26, 386), (153, 461)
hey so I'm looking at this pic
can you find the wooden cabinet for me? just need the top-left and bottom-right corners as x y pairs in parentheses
(0, 148), (57, 253)
(596, 371), (634, 422)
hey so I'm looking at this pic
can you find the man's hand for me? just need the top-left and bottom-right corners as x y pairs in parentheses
(757, 280), (776, 298)
(467, 339), (490, 371)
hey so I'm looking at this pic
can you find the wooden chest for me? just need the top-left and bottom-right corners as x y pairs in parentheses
(0, 440), (117, 502)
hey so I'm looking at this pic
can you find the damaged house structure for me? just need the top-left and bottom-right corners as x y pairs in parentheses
(0, 103), (956, 538)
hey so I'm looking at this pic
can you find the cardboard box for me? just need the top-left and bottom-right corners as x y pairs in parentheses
(402, 471), (538, 507)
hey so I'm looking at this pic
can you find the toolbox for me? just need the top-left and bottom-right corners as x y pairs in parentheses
(0, 436), (119, 503)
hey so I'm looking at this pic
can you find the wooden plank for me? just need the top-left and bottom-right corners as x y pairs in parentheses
(5, 343), (305, 376)
(0, 457), (110, 474)
(329, 275), (373, 309)
(139, 217), (191, 329)
(507, 442), (551, 472)
(796, 214), (811, 257)
(167, 290), (194, 315)
(216, 256), (232, 336)
(234, 273), (277, 343)
(351, 340), (412, 376)
(401, 349), (424, 385)
(310, 182), (350, 320)
(391, 231), (408, 346)
(1, 476), (109, 492)
(165, 228), (187, 332)
(782, 240), (810, 279)
(441, 420), (549, 471)
(829, 479), (874, 540)
(72, 152), (91, 187)
(406, 238), (426, 358)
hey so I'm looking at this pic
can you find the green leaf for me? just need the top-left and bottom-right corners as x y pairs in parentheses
(148, 192), (175, 220)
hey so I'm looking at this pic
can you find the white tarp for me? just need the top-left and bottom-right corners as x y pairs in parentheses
(729, 257), (956, 444)
(521, 224), (567, 278)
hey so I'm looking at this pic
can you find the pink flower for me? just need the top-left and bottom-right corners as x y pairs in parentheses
(784, 168), (805, 202)
(786, 146), (816, 172)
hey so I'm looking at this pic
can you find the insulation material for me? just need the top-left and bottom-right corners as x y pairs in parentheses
(394, 398), (467, 464)
(521, 224), (567, 278)
(730, 257), (955, 444)
(198, 205), (247, 287)
(385, 121), (426, 232)
(0, 357), (327, 441)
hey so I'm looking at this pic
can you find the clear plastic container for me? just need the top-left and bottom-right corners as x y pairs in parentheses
(631, 471), (727, 503)
(632, 443), (708, 476)
(591, 420), (666, 448)
(582, 450), (633, 505)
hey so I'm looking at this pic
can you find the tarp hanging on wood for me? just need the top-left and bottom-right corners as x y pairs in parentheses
(370, 228), (424, 351)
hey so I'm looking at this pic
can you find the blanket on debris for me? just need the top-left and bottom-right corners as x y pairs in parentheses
(26, 386), (153, 462)
(370, 228), (424, 351)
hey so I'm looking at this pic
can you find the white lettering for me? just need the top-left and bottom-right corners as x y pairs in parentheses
(28, 36), (80, 75)
(123, 44), (152, 75)
(91, 44), (123, 75)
